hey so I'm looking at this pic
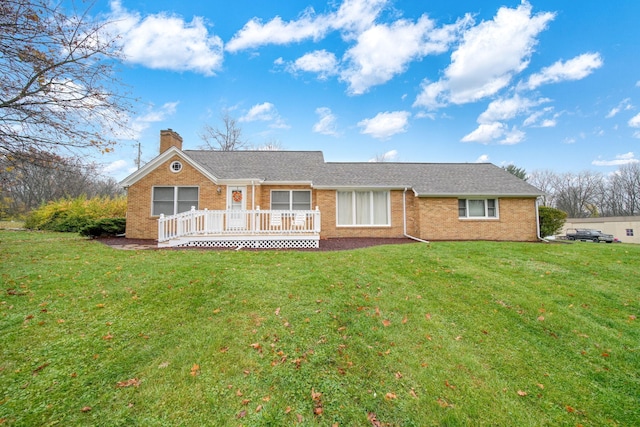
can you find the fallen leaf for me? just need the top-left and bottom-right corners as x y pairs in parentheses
(241, 399), (250, 406)
(395, 371), (403, 379)
(236, 410), (247, 419)
(296, 414), (303, 423)
(385, 392), (397, 400)
(236, 389), (243, 397)
(409, 388), (418, 398)
(601, 352), (610, 357)
(629, 315), (636, 320)
(255, 404), (262, 413)
(367, 412), (382, 427)
(102, 333), (113, 340)
(382, 319), (391, 327)
(566, 405), (575, 413)
(436, 397), (453, 408)
(425, 313), (431, 320)
(81, 406), (92, 412)
(57, 319), (65, 324)
(284, 406), (292, 414)
(190, 364), (200, 376)
(262, 395), (271, 402)
(158, 361), (169, 369)
(517, 390), (527, 396)
(219, 347), (228, 353)
(537, 383), (544, 389)
(402, 316), (408, 324)
(275, 307), (281, 316)
(537, 316), (545, 321)
(116, 378), (140, 388)
(445, 380), (456, 390)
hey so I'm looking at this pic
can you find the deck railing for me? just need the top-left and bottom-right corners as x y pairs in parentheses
(158, 207), (321, 242)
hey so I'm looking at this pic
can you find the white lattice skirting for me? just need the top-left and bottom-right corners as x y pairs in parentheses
(163, 236), (320, 249)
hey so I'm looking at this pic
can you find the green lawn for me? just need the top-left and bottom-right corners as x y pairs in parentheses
(1, 231), (638, 426)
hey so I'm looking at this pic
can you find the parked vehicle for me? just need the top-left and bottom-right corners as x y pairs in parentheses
(565, 228), (614, 243)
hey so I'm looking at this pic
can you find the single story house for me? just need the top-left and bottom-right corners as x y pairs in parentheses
(562, 216), (640, 244)
(120, 129), (544, 248)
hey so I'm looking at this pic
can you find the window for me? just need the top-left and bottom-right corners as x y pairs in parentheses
(152, 186), (198, 216)
(626, 229), (634, 237)
(458, 199), (498, 218)
(270, 190), (311, 210)
(337, 191), (390, 226)
(169, 161), (182, 173)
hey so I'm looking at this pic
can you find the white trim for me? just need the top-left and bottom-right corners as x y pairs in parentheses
(335, 190), (391, 227)
(120, 147), (218, 187)
(151, 185), (199, 217)
(270, 189), (312, 210)
(458, 198), (500, 219)
(169, 160), (182, 173)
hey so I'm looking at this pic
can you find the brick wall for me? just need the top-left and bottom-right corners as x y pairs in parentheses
(317, 189), (411, 238)
(125, 155), (224, 239)
(416, 197), (538, 241)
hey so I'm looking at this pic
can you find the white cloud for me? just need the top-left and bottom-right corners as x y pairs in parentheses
(592, 152), (639, 166)
(312, 107), (340, 136)
(475, 154), (490, 163)
(239, 102), (289, 129)
(500, 127), (526, 145)
(107, 1), (223, 75)
(290, 50), (338, 79)
(341, 15), (470, 95)
(240, 102), (278, 122)
(477, 95), (547, 124)
(102, 159), (133, 175)
(131, 102), (179, 137)
(605, 98), (633, 119)
(415, 2), (554, 108)
(628, 112), (640, 128)
(461, 123), (524, 145)
(461, 122), (505, 143)
(357, 111), (410, 139)
(523, 52), (603, 90)
(226, 8), (328, 52)
(226, 0), (388, 52)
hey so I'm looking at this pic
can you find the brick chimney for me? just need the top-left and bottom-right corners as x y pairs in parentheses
(160, 129), (183, 154)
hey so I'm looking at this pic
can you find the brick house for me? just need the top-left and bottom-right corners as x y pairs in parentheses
(120, 129), (544, 248)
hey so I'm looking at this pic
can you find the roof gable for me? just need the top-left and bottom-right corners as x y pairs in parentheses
(119, 146), (218, 187)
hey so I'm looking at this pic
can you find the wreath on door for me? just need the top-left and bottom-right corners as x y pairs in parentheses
(232, 191), (243, 203)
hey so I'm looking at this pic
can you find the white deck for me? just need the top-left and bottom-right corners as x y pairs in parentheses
(158, 208), (321, 248)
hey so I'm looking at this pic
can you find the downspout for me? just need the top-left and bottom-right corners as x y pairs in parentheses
(536, 196), (549, 242)
(403, 188), (430, 244)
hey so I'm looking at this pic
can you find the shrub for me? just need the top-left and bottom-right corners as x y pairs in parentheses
(25, 196), (126, 233)
(538, 205), (567, 237)
(79, 217), (126, 238)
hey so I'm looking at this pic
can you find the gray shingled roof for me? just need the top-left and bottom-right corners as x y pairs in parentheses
(182, 150), (542, 197)
(184, 150), (325, 182)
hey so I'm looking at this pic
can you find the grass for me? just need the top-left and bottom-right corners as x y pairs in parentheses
(1, 231), (638, 426)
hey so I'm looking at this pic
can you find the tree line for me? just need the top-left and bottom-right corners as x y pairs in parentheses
(527, 163), (640, 218)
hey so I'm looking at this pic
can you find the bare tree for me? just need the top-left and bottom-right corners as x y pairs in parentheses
(255, 138), (285, 151)
(0, 0), (133, 166)
(199, 111), (249, 151)
(528, 169), (558, 207)
(0, 149), (123, 216)
(602, 163), (640, 216)
(553, 171), (604, 218)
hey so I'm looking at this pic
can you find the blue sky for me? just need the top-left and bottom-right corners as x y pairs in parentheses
(88, 0), (640, 180)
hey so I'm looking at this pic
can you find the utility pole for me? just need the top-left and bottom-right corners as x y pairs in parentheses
(135, 142), (141, 169)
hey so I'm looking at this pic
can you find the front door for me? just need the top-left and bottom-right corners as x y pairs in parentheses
(227, 186), (247, 229)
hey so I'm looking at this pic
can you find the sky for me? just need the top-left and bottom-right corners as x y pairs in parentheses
(85, 0), (640, 181)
